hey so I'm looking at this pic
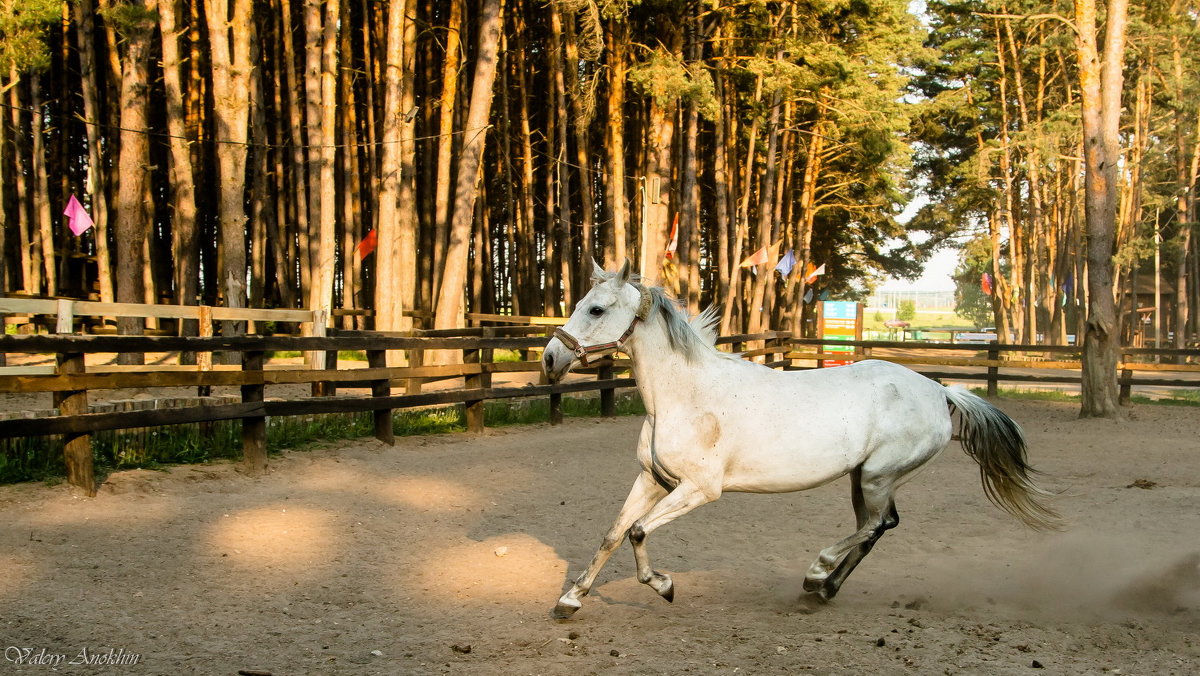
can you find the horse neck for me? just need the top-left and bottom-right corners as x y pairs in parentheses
(624, 314), (707, 417)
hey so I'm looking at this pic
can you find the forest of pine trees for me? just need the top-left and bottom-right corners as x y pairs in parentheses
(1, 0), (1198, 351)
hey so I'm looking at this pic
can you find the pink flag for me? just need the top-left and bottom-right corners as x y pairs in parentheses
(64, 194), (94, 236)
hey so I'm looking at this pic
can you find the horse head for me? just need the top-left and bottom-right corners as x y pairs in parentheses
(542, 259), (649, 383)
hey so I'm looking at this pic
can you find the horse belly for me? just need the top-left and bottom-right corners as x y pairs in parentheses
(719, 438), (867, 494)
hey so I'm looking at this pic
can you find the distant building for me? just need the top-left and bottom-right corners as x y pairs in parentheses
(868, 289), (955, 311)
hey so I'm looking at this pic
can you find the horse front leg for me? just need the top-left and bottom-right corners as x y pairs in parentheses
(629, 481), (716, 604)
(553, 472), (667, 619)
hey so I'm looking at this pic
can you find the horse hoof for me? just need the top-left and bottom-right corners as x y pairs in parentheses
(648, 573), (674, 603)
(817, 583), (840, 601)
(801, 576), (825, 593)
(660, 579), (675, 603)
(551, 599), (581, 619)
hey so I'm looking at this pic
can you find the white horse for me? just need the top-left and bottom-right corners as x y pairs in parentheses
(542, 261), (1057, 619)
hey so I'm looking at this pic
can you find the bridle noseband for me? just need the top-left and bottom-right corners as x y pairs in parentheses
(553, 285), (652, 367)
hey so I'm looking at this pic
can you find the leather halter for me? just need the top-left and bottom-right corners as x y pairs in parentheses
(553, 285), (652, 367)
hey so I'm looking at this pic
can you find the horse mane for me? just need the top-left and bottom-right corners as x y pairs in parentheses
(590, 267), (736, 362)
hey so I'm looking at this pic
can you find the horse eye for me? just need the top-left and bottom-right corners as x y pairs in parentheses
(588, 306), (605, 317)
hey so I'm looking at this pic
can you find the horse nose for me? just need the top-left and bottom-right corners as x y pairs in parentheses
(543, 351), (555, 373)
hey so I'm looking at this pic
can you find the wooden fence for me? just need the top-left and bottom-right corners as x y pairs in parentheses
(1, 301), (1198, 496)
(0, 328), (636, 496)
(785, 337), (1200, 402)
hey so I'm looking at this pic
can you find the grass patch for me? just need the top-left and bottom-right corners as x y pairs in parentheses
(970, 387), (1080, 403)
(971, 386), (1200, 407)
(0, 393), (646, 486)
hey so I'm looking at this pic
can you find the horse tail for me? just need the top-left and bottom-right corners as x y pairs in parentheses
(943, 386), (1060, 530)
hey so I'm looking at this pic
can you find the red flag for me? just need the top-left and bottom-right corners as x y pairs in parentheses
(664, 213), (679, 259)
(356, 229), (378, 261)
(981, 272), (993, 295)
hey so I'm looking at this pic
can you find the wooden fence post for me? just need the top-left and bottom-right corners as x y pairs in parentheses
(56, 299), (74, 334)
(1119, 367), (1132, 406)
(55, 350), (94, 496)
(368, 348), (394, 444)
(241, 350), (267, 472)
(464, 329), (493, 433)
(310, 308), (330, 396)
(987, 345), (999, 397)
(406, 347), (424, 394)
(549, 390), (563, 425)
(599, 362), (615, 417)
(197, 305), (213, 397)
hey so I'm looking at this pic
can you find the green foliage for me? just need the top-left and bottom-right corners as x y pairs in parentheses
(97, 0), (158, 36)
(897, 299), (915, 322)
(0, 0), (59, 74)
(628, 48), (718, 119)
(952, 235), (997, 329)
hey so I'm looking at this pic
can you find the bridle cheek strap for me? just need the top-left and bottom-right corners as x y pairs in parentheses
(553, 285), (652, 368)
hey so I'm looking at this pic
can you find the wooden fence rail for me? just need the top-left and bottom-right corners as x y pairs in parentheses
(786, 338), (1200, 400)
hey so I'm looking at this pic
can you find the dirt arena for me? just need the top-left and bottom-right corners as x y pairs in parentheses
(1, 398), (1197, 674)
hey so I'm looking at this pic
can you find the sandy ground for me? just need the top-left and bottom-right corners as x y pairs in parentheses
(0, 398), (1198, 675)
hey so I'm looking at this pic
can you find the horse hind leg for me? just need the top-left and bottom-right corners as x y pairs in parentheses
(816, 502), (899, 601)
(803, 468), (899, 599)
(553, 472), (666, 619)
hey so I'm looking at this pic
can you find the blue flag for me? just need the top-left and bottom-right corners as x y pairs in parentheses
(774, 249), (796, 277)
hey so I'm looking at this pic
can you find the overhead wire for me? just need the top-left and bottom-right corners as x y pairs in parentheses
(0, 99), (492, 150)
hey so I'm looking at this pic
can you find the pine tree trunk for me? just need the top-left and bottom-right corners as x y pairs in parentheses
(206, 0), (254, 341)
(159, 0), (200, 322)
(279, 0), (309, 301)
(712, 70), (732, 325)
(434, 0), (501, 331)
(432, 0), (463, 296)
(1076, 0), (1127, 418)
(30, 75), (55, 296)
(748, 91), (782, 334)
(397, 0), (419, 319)
(513, 10), (538, 314)
(374, 0), (409, 334)
(113, 5), (155, 359)
(603, 19), (628, 266)
(9, 76), (37, 294)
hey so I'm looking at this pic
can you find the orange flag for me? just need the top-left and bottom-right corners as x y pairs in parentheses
(664, 214), (679, 259)
(740, 246), (768, 267)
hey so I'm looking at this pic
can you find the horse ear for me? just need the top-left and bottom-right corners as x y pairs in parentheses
(591, 258), (605, 283)
(612, 259), (632, 287)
